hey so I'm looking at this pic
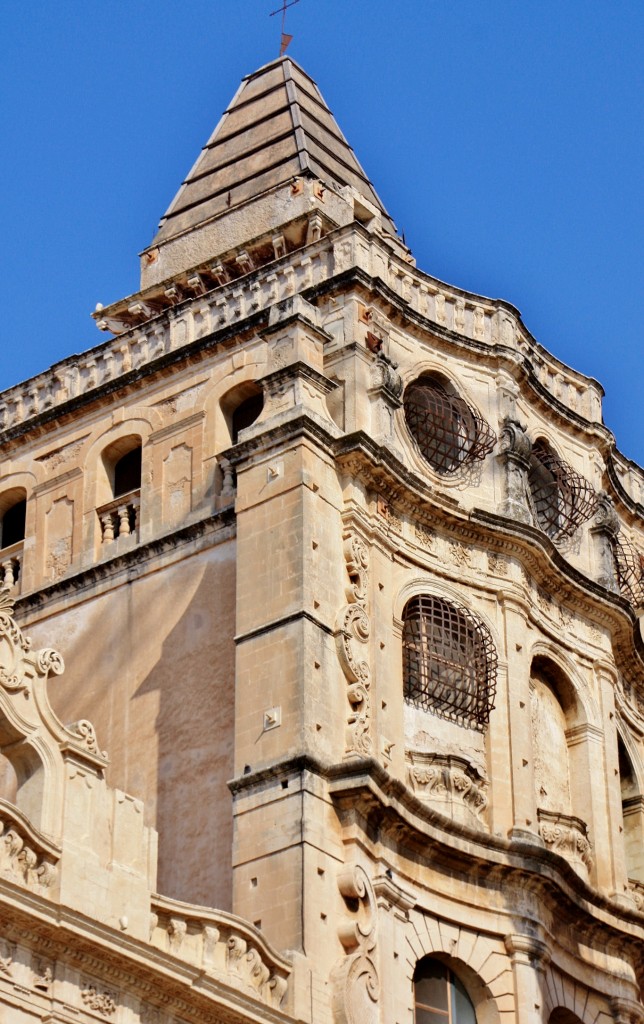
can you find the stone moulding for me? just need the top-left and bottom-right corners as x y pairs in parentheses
(150, 895), (291, 1010)
(406, 751), (489, 831)
(537, 808), (593, 880)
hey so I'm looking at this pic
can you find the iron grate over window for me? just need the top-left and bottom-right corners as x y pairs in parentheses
(528, 440), (596, 542)
(612, 534), (644, 607)
(403, 379), (496, 475)
(403, 595), (497, 729)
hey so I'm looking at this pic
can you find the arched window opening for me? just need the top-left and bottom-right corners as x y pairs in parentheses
(0, 491), (27, 590)
(97, 436), (142, 546)
(232, 392), (263, 443)
(402, 595), (497, 730)
(413, 958), (476, 1024)
(528, 439), (596, 541)
(1, 498), (26, 549)
(618, 735), (644, 883)
(113, 447), (142, 498)
(403, 376), (496, 475)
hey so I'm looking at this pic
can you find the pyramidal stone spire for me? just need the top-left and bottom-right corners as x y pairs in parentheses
(137, 55), (402, 292)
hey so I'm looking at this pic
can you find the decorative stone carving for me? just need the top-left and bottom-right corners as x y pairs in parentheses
(81, 984), (117, 1016)
(537, 808), (593, 879)
(332, 865), (379, 1024)
(498, 417), (533, 525)
(0, 805), (59, 889)
(335, 535), (373, 757)
(591, 491), (621, 593)
(407, 752), (489, 830)
(150, 898), (290, 1008)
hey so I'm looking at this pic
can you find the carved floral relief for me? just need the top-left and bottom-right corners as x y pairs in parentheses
(335, 535), (373, 757)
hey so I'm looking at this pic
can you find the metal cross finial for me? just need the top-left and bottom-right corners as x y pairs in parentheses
(270, 0), (300, 56)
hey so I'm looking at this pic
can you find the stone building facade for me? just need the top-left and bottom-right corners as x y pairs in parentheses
(0, 55), (643, 1024)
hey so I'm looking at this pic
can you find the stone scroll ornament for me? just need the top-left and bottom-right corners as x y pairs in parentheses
(332, 865), (379, 1024)
(335, 536), (373, 757)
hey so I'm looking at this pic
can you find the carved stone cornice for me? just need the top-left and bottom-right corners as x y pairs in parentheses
(0, 880), (294, 1024)
(229, 751), (644, 970)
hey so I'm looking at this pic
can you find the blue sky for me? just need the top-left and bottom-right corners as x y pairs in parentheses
(1, 1), (642, 464)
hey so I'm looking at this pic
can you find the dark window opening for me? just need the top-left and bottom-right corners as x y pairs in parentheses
(414, 958), (476, 1024)
(232, 393), (263, 443)
(1, 499), (26, 549)
(403, 378), (495, 475)
(403, 595), (497, 729)
(113, 447), (142, 498)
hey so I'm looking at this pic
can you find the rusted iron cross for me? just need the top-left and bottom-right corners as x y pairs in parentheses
(269, 0), (300, 56)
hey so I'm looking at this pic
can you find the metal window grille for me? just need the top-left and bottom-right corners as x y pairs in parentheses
(612, 534), (644, 607)
(403, 380), (496, 475)
(402, 595), (497, 729)
(528, 440), (596, 541)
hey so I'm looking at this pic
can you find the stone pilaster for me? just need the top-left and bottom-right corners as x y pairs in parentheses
(498, 418), (533, 525)
(504, 933), (551, 1024)
(591, 491), (620, 593)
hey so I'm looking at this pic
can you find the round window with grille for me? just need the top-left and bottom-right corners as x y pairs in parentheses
(402, 595), (497, 729)
(403, 377), (496, 475)
(527, 439), (596, 541)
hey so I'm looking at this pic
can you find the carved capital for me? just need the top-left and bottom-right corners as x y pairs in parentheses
(593, 491), (621, 537)
(499, 417), (532, 463)
(504, 933), (551, 970)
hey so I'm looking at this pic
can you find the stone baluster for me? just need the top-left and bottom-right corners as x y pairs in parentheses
(118, 505), (131, 537)
(101, 513), (115, 543)
(2, 560), (15, 588)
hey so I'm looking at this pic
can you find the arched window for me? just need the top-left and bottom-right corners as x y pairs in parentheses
(403, 376), (495, 475)
(97, 436), (142, 545)
(414, 958), (476, 1024)
(0, 496), (26, 549)
(527, 439), (595, 541)
(402, 595), (497, 729)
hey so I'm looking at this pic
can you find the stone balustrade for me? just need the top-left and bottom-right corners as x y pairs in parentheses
(150, 895), (291, 1009)
(96, 491), (140, 544)
(537, 807), (593, 881)
(0, 224), (633, 500)
(0, 542), (22, 591)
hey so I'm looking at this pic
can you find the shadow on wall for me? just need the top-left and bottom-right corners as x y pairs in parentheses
(134, 552), (236, 910)
(30, 545), (236, 911)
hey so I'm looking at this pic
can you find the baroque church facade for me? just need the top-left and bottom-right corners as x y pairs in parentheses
(0, 55), (643, 1024)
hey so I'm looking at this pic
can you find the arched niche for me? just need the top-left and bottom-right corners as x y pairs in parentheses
(530, 655), (593, 879)
(617, 733), (644, 882)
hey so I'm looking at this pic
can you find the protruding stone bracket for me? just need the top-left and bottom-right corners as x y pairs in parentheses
(498, 417), (533, 525)
(331, 864), (379, 1024)
(611, 997), (644, 1024)
(504, 933), (551, 973)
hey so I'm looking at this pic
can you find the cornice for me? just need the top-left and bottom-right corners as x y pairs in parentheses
(0, 880), (294, 1024)
(13, 507), (236, 621)
(332, 430), (644, 681)
(228, 753), (644, 969)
